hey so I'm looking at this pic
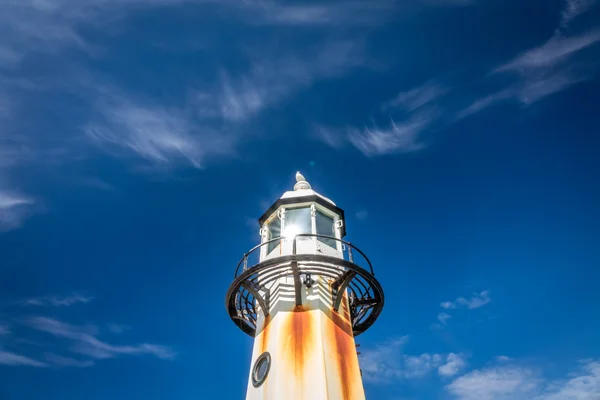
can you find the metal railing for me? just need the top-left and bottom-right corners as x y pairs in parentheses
(234, 234), (374, 277)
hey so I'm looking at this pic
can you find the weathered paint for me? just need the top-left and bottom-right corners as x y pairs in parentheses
(246, 276), (366, 400)
(326, 293), (363, 400)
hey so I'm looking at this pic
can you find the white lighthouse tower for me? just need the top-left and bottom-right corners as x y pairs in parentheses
(226, 172), (384, 400)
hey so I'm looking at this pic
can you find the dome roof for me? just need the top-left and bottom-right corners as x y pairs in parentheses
(279, 171), (336, 205)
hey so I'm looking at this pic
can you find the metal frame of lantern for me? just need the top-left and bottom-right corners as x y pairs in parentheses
(225, 234), (384, 337)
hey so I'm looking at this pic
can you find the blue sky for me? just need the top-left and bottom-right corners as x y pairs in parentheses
(1, 0), (600, 398)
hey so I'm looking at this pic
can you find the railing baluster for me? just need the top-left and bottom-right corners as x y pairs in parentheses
(348, 244), (354, 263)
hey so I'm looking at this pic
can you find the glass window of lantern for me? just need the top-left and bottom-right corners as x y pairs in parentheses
(283, 207), (312, 239)
(316, 210), (336, 248)
(266, 215), (281, 254)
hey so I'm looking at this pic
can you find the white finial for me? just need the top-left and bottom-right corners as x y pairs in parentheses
(294, 171), (311, 191)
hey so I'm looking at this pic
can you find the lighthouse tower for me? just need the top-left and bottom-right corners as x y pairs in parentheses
(225, 172), (384, 400)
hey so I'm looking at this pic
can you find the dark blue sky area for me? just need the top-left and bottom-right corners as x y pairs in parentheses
(1, 0), (599, 399)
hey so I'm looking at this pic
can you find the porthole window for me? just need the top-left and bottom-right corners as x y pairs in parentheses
(252, 352), (271, 387)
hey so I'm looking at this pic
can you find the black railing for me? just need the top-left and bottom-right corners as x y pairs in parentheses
(234, 234), (374, 277)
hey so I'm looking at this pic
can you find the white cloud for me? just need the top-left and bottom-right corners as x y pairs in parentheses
(44, 353), (94, 368)
(312, 125), (346, 150)
(438, 312), (452, 324)
(0, 190), (36, 232)
(319, 81), (444, 156)
(458, 0), (600, 121)
(441, 301), (456, 309)
(517, 69), (588, 105)
(0, 0), (378, 228)
(447, 365), (541, 400)
(442, 290), (491, 310)
(439, 353), (467, 377)
(0, 349), (47, 367)
(0, 191), (34, 209)
(21, 293), (94, 307)
(559, 0), (598, 30)
(0, 323), (10, 335)
(360, 336), (466, 383)
(536, 360), (600, 400)
(495, 31), (600, 73)
(25, 316), (176, 361)
(384, 81), (448, 112)
(247, 1), (397, 26)
(496, 356), (512, 362)
(454, 88), (516, 120)
(212, 40), (366, 122)
(347, 113), (432, 156)
(447, 359), (600, 400)
(85, 89), (235, 168)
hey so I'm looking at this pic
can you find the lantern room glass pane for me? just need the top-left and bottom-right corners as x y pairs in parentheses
(266, 217), (281, 253)
(284, 207), (312, 238)
(316, 210), (336, 247)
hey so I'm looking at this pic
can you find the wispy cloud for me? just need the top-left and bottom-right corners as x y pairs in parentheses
(559, 0), (598, 30)
(44, 353), (94, 368)
(0, 190), (36, 232)
(0, 349), (47, 367)
(347, 112), (434, 156)
(437, 312), (452, 325)
(245, 1), (398, 27)
(360, 336), (466, 383)
(318, 80), (443, 156)
(441, 290), (491, 310)
(85, 87), (236, 169)
(312, 125), (346, 150)
(25, 317), (176, 361)
(454, 88), (516, 120)
(20, 293), (93, 307)
(494, 31), (600, 74)
(2, 293), (174, 368)
(79, 177), (115, 191)
(458, 4), (600, 121)
(384, 81), (448, 112)
(0, 0), (379, 230)
(447, 358), (600, 400)
(212, 40), (366, 122)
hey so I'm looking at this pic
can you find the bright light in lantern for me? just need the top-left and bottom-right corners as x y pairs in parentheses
(283, 225), (300, 239)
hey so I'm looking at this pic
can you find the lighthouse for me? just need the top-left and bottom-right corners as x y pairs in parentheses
(225, 172), (384, 400)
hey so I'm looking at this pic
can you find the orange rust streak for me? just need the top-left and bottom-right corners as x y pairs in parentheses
(257, 315), (272, 400)
(260, 314), (271, 353)
(327, 292), (362, 399)
(282, 306), (316, 399)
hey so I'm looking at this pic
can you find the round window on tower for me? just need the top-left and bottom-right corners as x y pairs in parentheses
(251, 352), (271, 388)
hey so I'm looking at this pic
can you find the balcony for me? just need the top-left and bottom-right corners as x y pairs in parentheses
(225, 234), (384, 338)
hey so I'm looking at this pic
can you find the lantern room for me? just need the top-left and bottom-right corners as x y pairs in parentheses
(257, 172), (346, 261)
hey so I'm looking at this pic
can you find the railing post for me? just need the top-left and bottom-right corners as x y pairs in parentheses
(243, 254), (248, 271)
(292, 236), (297, 255)
(348, 243), (354, 263)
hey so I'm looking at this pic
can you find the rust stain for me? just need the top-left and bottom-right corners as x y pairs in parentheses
(330, 293), (353, 336)
(327, 292), (363, 399)
(281, 306), (316, 398)
(259, 314), (271, 353)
